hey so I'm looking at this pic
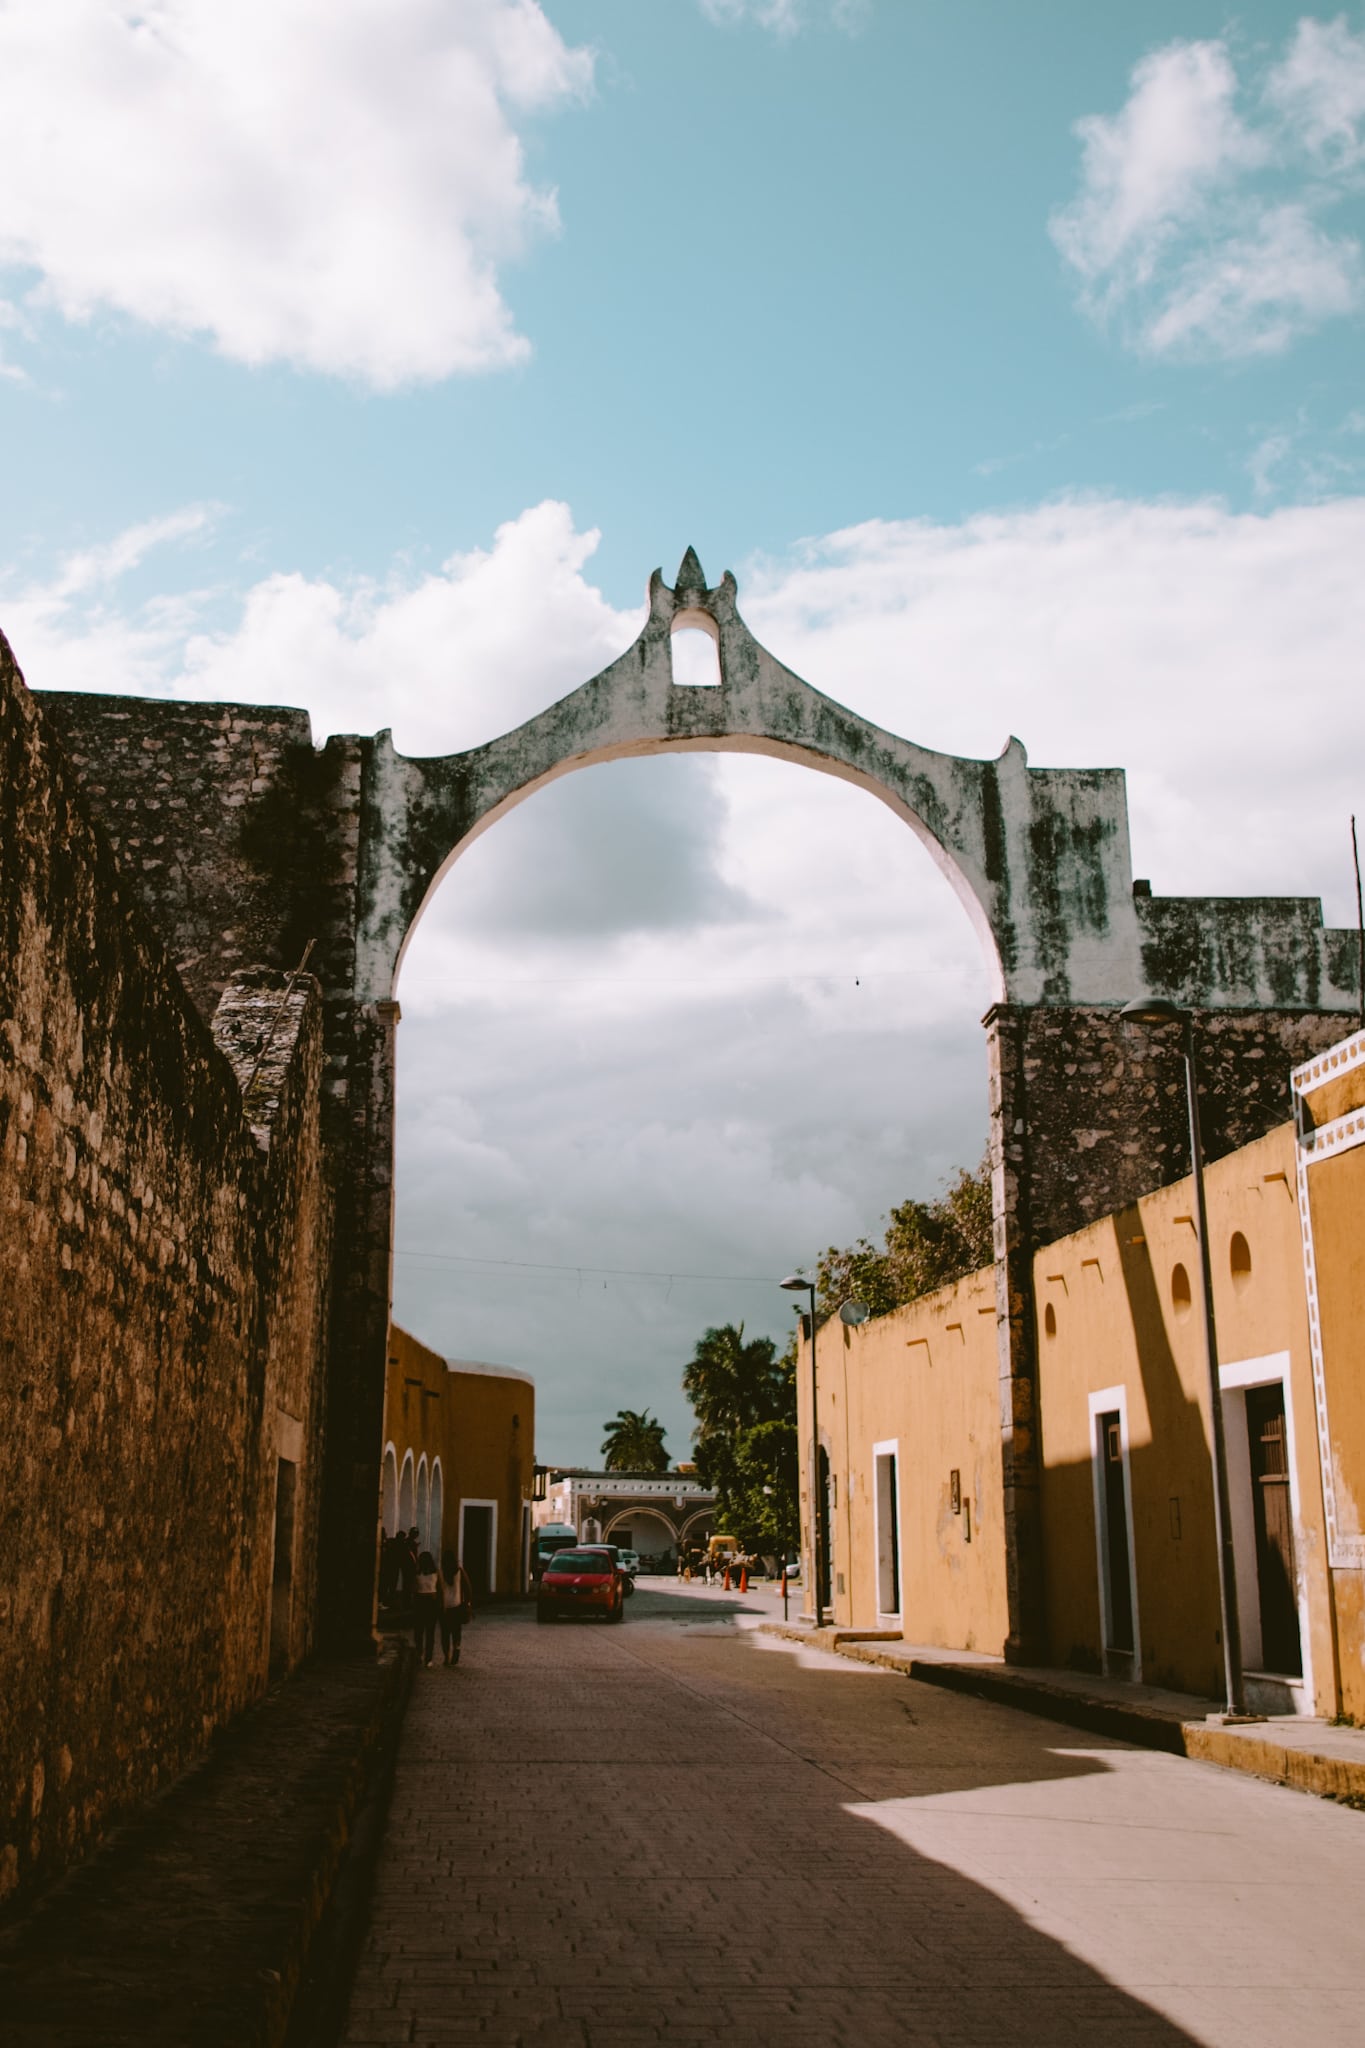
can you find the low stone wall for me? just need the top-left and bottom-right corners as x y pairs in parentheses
(0, 642), (332, 1910)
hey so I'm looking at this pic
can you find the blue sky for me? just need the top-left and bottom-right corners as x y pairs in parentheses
(4, 1), (1362, 602)
(3, 1), (1363, 1461)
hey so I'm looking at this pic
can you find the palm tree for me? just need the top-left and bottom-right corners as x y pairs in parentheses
(601, 1408), (669, 1473)
(683, 1323), (787, 1440)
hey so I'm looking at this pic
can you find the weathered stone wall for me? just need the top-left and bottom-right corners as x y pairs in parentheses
(0, 644), (332, 1910)
(35, 689), (369, 1650)
(38, 690), (366, 1091)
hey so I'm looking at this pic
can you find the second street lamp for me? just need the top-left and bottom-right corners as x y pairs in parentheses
(1120, 997), (1255, 1721)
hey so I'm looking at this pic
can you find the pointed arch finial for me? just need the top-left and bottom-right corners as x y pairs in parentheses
(673, 546), (707, 599)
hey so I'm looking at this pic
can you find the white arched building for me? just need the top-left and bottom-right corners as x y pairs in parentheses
(535, 1470), (717, 1568)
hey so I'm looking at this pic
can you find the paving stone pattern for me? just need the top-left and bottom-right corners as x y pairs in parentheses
(341, 1584), (1365, 2047)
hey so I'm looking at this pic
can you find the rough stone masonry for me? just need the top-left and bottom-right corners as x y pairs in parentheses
(4, 552), (1358, 1912)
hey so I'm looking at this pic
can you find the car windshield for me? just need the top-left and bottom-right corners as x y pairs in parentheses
(547, 1553), (610, 1575)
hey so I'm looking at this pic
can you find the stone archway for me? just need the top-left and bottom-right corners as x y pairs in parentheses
(330, 551), (1358, 1662)
(39, 551), (1358, 1660)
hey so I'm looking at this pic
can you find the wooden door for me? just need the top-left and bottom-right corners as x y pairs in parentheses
(1246, 1386), (1301, 1677)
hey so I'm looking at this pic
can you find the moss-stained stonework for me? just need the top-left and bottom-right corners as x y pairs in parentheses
(0, 646), (332, 1911)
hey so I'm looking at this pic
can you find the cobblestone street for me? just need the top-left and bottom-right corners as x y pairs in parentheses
(343, 1583), (1365, 2048)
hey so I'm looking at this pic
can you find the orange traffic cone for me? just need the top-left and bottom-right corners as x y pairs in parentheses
(739, 1566), (748, 1592)
(722, 1565), (732, 1591)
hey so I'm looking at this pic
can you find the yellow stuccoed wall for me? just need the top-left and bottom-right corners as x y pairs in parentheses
(1034, 1124), (1334, 1705)
(803, 1079), (1365, 1713)
(382, 1324), (536, 1598)
(796, 1266), (1009, 1651)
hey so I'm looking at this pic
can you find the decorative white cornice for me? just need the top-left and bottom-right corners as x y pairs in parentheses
(1296, 1107), (1365, 1165)
(1292, 1027), (1365, 1094)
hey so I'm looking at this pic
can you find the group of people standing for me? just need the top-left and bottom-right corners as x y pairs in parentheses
(380, 1527), (474, 1669)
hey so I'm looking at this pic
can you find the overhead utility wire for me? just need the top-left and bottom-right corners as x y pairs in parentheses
(392, 1247), (794, 1285)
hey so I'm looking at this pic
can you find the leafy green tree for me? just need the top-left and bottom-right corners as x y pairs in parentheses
(816, 1155), (993, 1319)
(600, 1408), (669, 1473)
(723, 1416), (799, 1556)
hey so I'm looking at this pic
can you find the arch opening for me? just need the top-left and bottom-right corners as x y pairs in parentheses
(670, 617), (723, 688)
(391, 742), (992, 1477)
(390, 735), (1006, 1008)
(381, 1444), (399, 1537)
(398, 1450), (415, 1534)
(429, 1459), (444, 1555)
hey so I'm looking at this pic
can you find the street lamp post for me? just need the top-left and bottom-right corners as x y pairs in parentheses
(1120, 997), (1252, 1720)
(781, 1274), (869, 1631)
(781, 1273), (824, 1625)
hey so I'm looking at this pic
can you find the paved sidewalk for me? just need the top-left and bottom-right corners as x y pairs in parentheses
(758, 1614), (1365, 1802)
(0, 1649), (410, 2048)
(341, 1579), (1365, 2048)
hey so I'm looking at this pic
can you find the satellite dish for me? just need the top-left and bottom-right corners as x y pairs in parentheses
(839, 1300), (871, 1326)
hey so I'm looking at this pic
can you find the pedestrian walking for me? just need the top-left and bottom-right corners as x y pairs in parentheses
(413, 1550), (441, 1667)
(440, 1547), (472, 1666)
(398, 1527), (418, 1615)
(378, 1529), (399, 1610)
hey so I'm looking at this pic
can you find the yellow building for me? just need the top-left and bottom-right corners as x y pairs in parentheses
(1034, 1122), (1329, 1713)
(796, 1263), (1009, 1654)
(381, 1325), (536, 1598)
(802, 1025), (1365, 1719)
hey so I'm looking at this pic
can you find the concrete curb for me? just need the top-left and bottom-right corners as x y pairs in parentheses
(758, 1623), (1365, 1801)
(1180, 1722), (1365, 1803)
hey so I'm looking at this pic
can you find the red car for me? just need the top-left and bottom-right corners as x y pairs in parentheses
(536, 1548), (626, 1624)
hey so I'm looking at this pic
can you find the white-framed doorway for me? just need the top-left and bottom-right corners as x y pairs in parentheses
(1219, 1352), (1312, 1710)
(871, 1439), (902, 1625)
(460, 1497), (499, 1598)
(1088, 1385), (1141, 1681)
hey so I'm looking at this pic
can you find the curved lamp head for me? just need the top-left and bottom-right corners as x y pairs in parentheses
(779, 1272), (813, 1292)
(838, 1300), (871, 1326)
(1120, 997), (1184, 1026)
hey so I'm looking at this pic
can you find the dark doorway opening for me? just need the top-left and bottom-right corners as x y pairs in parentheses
(1246, 1384), (1302, 1677)
(270, 1457), (298, 1676)
(462, 1503), (495, 1600)
(1097, 1411), (1133, 1671)
(817, 1446), (833, 1614)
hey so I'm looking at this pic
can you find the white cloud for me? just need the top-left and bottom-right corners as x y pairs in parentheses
(1266, 15), (1365, 168)
(0, 0), (592, 387)
(1052, 40), (1262, 287)
(1145, 202), (1361, 357)
(1052, 21), (1365, 358)
(697, 0), (866, 35)
(11, 491), (1365, 1458)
